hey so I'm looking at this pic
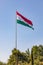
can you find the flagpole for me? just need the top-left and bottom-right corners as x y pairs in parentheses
(15, 11), (17, 49)
(15, 11), (18, 65)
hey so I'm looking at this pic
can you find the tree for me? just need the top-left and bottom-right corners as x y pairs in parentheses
(7, 48), (30, 65)
(31, 47), (34, 65)
(39, 45), (43, 62)
(25, 49), (31, 63)
(31, 45), (39, 65)
(0, 61), (6, 65)
(7, 48), (20, 65)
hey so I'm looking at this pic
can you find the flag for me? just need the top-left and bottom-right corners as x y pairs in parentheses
(16, 11), (34, 30)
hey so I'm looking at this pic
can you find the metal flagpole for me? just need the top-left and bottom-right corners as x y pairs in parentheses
(15, 16), (17, 49)
(15, 11), (18, 65)
(15, 11), (17, 49)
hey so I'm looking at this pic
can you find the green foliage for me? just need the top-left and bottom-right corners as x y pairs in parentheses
(32, 45), (39, 59)
(0, 61), (6, 65)
(7, 48), (30, 65)
(31, 45), (43, 65)
(39, 45), (43, 56)
(25, 49), (31, 63)
(1, 45), (43, 65)
(31, 47), (34, 65)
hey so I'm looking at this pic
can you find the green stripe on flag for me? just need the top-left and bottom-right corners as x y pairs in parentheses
(17, 20), (34, 30)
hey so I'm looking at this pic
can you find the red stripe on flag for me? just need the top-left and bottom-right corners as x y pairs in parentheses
(16, 11), (33, 26)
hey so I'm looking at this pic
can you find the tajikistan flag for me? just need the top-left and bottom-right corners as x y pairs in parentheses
(16, 11), (34, 30)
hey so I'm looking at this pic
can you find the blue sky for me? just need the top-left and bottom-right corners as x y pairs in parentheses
(0, 0), (43, 62)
